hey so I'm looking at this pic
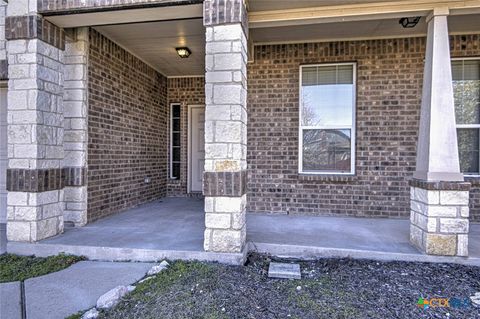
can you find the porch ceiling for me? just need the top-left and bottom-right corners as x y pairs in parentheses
(94, 19), (205, 76)
(92, 14), (480, 77)
(248, 0), (396, 12)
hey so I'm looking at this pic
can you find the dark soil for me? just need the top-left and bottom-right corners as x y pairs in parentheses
(99, 254), (480, 319)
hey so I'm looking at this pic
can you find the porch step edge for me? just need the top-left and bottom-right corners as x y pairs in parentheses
(7, 242), (247, 266)
(249, 242), (480, 266)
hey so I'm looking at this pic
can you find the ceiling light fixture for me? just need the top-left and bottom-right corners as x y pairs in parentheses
(176, 47), (191, 58)
(399, 17), (421, 28)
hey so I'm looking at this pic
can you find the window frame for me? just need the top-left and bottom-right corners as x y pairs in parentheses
(170, 103), (181, 180)
(452, 57), (480, 177)
(298, 62), (357, 175)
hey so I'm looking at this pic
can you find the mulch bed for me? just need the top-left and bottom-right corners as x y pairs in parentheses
(100, 253), (480, 319)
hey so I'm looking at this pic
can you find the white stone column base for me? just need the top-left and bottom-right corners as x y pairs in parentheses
(410, 186), (469, 257)
(204, 195), (247, 253)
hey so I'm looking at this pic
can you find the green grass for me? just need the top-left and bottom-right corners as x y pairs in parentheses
(64, 313), (82, 319)
(0, 253), (85, 283)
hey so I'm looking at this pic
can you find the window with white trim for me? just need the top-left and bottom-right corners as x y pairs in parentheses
(170, 103), (181, 179)
(299, 63), (356, 174)
(452, 59), (480, 175)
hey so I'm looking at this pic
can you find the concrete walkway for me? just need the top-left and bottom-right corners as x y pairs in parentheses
(0, 261), (153, 319)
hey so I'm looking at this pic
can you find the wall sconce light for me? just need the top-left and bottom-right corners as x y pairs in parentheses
(399, 17), (421, 28)
(176, 47), (191, 58)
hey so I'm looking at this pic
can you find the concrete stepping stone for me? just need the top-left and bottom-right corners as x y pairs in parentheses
(268, 262), (301, 279)
(0, 281), (22, 319)
(24, 261), (152, 319)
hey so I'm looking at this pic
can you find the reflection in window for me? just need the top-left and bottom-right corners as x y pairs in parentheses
(300, 64), (355, 174)
(453, 59), (480, 175)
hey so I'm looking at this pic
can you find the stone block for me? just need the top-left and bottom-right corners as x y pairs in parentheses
(459, 206), (469, 218)
(8, 124), (31, 143)
(215, 196), (244, 213)
(205, 143), (228, 159)
(9, 64), (29, 79)
(206, 41), (232, 54)
(213, 84), (241, 104)
(410, 200), (426, 214)
(64, 150), (85, 166)
(42, 202), (63, 219)
(204, 197), (214, 213)
(439, 218), (468, 233)
(14, 206), (40, 221)
(409, 224), (423, 250)
(214, 121), (242, 143)
(231, 211), (245, 230)
(14, 144), (41, 158)
(206, 27), (213, 42)
(29, 190), (59, 206)
(31, 216), (62, 241)
(7, 90), (28, 110)
(206, 71), (232, 83)
(414, 187), (439, 204)
(7, 40), (27, 54)
(428, 205), (457, 217)
(205, 213), (231, 229)
(209, 229), (243, 252)
(214, 53), (243, 71)
(440, 190), (469, 205)
(425, 233), (457, 256)
(457, 234), (468, 257)
(64, 64), (84, 81)
(268, 262), (301, 279)
(7, 221), (31, 242)
(7, 192), (28, 206)
(64, 186), (86, 202)
(213, 24), (243, 41)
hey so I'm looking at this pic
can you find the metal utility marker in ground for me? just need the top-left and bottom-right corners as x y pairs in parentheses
(268, 262), (301, 279)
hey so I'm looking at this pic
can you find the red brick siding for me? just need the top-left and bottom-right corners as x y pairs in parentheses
(167, 77), (205, 196)
(87, 29), (168, 222)
(247, 35), (480, 221)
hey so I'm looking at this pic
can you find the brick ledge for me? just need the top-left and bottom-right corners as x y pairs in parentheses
(409, 178), (471, 191)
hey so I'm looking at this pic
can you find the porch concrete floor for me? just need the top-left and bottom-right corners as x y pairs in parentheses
(7, 197), (480, 265)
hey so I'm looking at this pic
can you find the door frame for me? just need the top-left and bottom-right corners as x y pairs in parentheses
(187, 104), (205, 193)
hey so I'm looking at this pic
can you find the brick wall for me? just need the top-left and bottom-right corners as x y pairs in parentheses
(167, 77), (205, 196)
(247, 34), (480, 221)
(87, 29), (168, 221)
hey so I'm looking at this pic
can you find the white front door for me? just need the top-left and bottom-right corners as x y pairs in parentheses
(189, 106), (205, 192)
(0, 87), (7, 225)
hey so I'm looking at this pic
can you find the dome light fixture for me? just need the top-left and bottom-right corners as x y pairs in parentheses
(176, 47), (191, 58)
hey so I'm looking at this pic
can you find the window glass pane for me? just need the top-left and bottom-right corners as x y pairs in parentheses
(458, 128), (480, 174)
(172, 118), (180, 131)
(453, 60), (480, 125)
(172, 147), (181, 162)
(303, 129), (351, 172)
(172, 132), (180, 146)
(301, 64), (354, 127)
(172, 163), (180, 179)
(302, 85), (353, 126)
(172, 105), (181, 118)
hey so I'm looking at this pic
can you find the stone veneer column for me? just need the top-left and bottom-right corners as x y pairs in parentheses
(5, 2), (66, 242)
(63, 28), (88, 226)
(203, 0), (248, 253)
(410, 8), (470, 256)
